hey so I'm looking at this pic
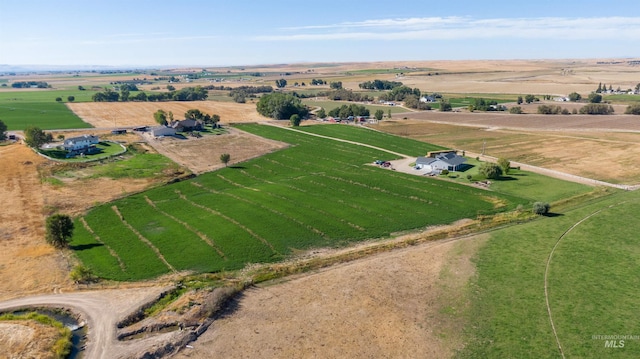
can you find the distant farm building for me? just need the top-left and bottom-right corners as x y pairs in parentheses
(420, 96), (436, 103)
(111, 129), (127, 135)
(416, 151), (467, 172)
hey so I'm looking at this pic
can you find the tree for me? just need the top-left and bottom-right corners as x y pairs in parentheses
(316, 108), (326, 119)
(517, 96), (523, 105)
(55, 97), (62, 102)
(220, 153), (231, 167)
(587, 93), (602, 103)
(67, 95), (75, 102)
(153, 109), (168, 125)
(24, 126), (51, 148)
(439, 100), (452, 112)
(256, 92), (307, 120)
(497, 157), (511, 174)
(374, 109), (384, 121)
(120, 88), (130, 102)
(185, 109), (205, 120)
(596, 82), (602, 93)
(275, 79), (287, 88)
(0, 119), (6, 141)
(45, 214), (74, 249)
(78, 85), (85, 91)
(290, 114), (301, 127)
(479, 162), (502, 179)
(568, 92), (581, 102)
(509, 106), (523, 114)
(524, 94), (537, 104)
(579, 103), (614, 115)
(166, 85), (175, 91)
(211, 114), (221, 127)
(330, 81), (343, 89)
(532, 202), (550, 215)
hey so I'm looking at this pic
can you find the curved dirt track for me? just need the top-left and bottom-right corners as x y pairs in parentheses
(0, 286), (167, 359)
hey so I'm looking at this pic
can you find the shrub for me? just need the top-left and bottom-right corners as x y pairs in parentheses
(441, 169), (449, 175)
(466, 174), (473, 180)
(625, 104), (640, 115)
(70, 265), (98, 284)
(532, 202), (550, 215)
(509, 106), (523, 114)
(579, 103), (614, 115)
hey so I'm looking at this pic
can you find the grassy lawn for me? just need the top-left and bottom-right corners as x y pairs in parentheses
(459, 189), (640, 358)
(71, 123), (529, 281)
(48, 143), (184, 180)
(40, 141), (125, 162)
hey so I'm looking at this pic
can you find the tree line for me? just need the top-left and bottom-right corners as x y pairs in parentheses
(358, 79), (403, 90)
(11, 81), (50, 88)
(92, 86), (208, 102)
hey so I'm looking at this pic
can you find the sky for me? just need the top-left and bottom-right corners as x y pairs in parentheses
(1, 0), (639, 68)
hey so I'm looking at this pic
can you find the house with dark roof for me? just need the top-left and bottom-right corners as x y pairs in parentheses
(415, 151), (467, 172)
(170, 119), (204, 132)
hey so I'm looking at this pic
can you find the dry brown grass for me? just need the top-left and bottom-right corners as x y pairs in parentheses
(0, 321), (60, 359)
(373, 115), (640, 184)
(67, 101), (270, 128)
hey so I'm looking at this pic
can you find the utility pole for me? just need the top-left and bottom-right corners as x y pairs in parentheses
(482, 139), (486, 156)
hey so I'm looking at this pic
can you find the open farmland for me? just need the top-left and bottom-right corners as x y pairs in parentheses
(461, 189), (640, 358)
(0, 90), (92, 130)
(70, 124), (528, 280)
(67, 100), (270, 128)
(373, 118), (640, 184)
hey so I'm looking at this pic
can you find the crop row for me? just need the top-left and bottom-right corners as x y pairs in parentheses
(71, 124), (525, 280)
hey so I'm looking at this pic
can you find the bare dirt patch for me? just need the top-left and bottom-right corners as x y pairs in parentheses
(142, 127), (288, 174)
(175, 235), (486, 359)
(67, 101), (271, 128)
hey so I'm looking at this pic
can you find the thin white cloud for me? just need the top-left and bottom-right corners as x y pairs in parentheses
(257, 16), (640, 41)
(79, 34), (222, 45)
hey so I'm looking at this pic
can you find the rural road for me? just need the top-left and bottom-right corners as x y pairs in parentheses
(0, 286), (167, 359)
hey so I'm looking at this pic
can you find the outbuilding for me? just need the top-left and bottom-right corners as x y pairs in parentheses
(150, 126), (176, 137)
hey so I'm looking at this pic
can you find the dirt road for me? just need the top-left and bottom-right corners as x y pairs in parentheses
(0, 286), (167, 359)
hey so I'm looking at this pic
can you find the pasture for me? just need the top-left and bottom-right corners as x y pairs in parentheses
(460, 189), (640, 358)
(0, 90), (94, 130)
(71, 124), (529, 281)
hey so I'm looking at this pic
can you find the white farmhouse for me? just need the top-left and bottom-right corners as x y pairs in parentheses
(415, 151), (467, 173)
(63, 134), (99, 151)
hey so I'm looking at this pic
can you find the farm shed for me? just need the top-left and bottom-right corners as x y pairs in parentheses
(416, 151), (467, 172)
(150, 126), (177, 137)
(63, 134), (99, 151)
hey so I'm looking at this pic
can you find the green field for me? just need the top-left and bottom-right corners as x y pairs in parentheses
(0, 89), (94, 130)
(459, 189), (640, 358)
(71, 124), (537, 281)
